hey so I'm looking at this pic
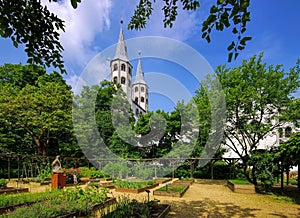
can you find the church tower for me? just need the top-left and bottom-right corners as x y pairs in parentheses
(110, 25), (133, 101)
(132, 59), (149, 112)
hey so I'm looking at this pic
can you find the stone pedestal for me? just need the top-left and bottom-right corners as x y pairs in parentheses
(51, 173), (66, 189)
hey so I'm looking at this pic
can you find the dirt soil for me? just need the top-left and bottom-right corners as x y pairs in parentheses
(111, 179), (300, 218)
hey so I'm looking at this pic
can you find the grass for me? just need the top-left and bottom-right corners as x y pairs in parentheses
(157, 185), (185, 193)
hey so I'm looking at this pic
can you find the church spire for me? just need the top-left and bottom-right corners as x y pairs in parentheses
(133, 59), (146, 85)
(114, 21), (129, 62)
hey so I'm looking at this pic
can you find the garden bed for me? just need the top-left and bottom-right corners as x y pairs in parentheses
(173, 179), (194, 186)
(155, 178), (172, 184)
(153, 184), (189, 197)
(115, 183), (159, 194)
(227, 180), (256, 194)
(0, 187), (29, 195)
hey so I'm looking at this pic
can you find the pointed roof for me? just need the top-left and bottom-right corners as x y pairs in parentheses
(133, 59), (147, 85)
(114, 27), (129, 62)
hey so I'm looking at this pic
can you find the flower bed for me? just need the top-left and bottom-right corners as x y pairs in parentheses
(1, 185), (112, 217)
(102, 197), (170, 218)
(115, 180), (159, 194)
(0, 190), (61, 215)
(227, 180), (256, 194)
(153, 184), (189, 197)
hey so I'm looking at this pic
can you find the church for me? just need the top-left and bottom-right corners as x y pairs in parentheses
(109, 27), (149, 117)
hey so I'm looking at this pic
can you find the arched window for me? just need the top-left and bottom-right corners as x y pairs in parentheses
(135, 97), (138, 103)
(141, 87), (144, 92)
(135, 87), (138, 92)
(128, 67), (131, 75)
(141, 97), (144, 102)
(121, 77), (126, 84)
(113, 63), (118, 71)
(121, 64), (126, 71)
(113, 76), (118, 83)
(135, 109), (139, 116)
(285, 126), (292, 138)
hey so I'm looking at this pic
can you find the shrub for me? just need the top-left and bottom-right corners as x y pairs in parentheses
(0, 178), (8, 188)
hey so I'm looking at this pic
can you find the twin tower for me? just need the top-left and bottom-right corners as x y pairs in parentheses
(110, 27), (149, 116)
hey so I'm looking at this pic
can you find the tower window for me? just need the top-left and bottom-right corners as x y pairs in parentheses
(113, 76), (118, 83)
(128, 67), (131, 75)
(121, 64), (126, 71)
(121, 77), (126, 84)
(141, 87), (144, 92)
(135, 87), (138, 92)
(141, 97), (144, 102)
(146, 98), (148, 104)
(285, 126), (292, 137)
(135, 97), (138, 103)
(113, 63), (117, 71)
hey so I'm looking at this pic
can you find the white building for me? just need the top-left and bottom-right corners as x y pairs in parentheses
(110, 27), (149, 116)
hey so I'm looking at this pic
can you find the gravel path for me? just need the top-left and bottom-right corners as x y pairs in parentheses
(111, 179), (300, 218)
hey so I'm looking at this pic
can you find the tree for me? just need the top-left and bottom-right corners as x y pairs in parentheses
(217, 53), (300, 184)
(0, 68), (73, 155)
(275, 132), (300, 192)
(0, 0), (251, 73)
(129, 0), (251, 62)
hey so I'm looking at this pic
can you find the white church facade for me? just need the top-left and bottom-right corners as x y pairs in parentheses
(110, 27), (149, 117)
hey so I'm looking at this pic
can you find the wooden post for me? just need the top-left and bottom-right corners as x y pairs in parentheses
(210, 160), (214, 180)
(8, 158), (11, 181)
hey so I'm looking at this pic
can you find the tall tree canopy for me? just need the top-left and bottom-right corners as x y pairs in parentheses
(0, 64), (74, 155)
(216, 53), (300, 184)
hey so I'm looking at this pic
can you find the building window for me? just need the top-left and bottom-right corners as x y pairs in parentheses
(285, 126), (292, 138)
(128, 67), (131, 75)
(135, 109), (139, 116)
(113, 76), (118, 83)
(113, 63), (117, 71)
(146, 98), (148, 104)
(141, 87), (144, 92)
(141, 97), (144, 102)
(121, 77), (126, 84)
(135, 97), (138, 103)
(135, 87), (138, 92)
(121, 64), (126, 71)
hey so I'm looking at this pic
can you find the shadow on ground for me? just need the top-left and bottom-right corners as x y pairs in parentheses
(164, 198), (260, 218)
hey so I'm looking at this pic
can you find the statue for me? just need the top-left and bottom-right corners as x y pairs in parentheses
(51, 155), (63, 173)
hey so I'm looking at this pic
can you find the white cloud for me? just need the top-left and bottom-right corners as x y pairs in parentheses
(42, 0), (112, 66)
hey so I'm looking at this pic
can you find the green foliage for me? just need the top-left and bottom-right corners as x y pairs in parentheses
(128, 0), (251, 62)
(0, 178), (7, 188)
(102, 162), (128, 179)
(249, 150), (277, 192)
(102, 196), (158, 218)
(0, 64), (74, 155)
(78, 167), (106, 178)
(4, 185), (109, 218)
(36, 163), (52, 182)
(114, 179), (155, 189)
(157, 185), (185, 193)
(0, 189), (61, 208)
(216, 53), (300, 184)
(0, 1), (67, 73)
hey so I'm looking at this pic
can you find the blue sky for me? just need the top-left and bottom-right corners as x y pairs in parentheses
(0, 0), (299, 112)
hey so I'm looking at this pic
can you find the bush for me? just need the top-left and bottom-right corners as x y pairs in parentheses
(0, 178), (7, 188)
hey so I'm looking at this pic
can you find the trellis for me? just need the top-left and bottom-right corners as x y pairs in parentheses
(0, 153), (242, 181)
